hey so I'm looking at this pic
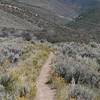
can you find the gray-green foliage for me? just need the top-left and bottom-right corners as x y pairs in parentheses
(68, 84), (98, 100)
(0, 73), (31, 100)
(53, 42), (100, 99)
(0, 74), (16, 100)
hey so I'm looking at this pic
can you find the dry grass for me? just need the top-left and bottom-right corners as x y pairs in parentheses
(50, 72), (69, 100)
(0, 39), (52, 100)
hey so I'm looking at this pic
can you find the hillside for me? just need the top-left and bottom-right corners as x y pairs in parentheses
(67, 7), (100, 43)
(0, 37), (52, 100)
(11, 0), (80, 18)
(0, 0), (100, 43)
(0, 0), (100, 100)
(0, 9), (38, 30)
(51, 42), (100, 100)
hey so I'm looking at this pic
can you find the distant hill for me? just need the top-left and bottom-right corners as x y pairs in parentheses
(0, 0), (100, 43)
(65, 0), (99, 7)
(66, 6), (100, 43)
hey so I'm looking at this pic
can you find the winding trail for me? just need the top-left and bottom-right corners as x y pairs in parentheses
(35, 52), (56, 100)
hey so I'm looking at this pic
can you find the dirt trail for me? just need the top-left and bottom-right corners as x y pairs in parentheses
(35, 52), (56, 100)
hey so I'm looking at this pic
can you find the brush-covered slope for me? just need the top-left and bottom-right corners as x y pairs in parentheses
(0, 0), (100, 43)
(16, 0), (100, 17)
(0, 37), (52, 100)
(0, 9), (38, 30)
(1, 0), (81, 19)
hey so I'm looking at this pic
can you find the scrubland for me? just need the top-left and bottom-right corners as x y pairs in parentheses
(0, 37), (52, 100)
(50, 42), (100, 100)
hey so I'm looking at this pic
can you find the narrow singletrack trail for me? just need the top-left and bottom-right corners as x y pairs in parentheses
(35, 52), (56, 100)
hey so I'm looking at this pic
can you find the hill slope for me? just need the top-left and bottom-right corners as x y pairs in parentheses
(0, 0), (100, 43)
(67, 7), (100, 43)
